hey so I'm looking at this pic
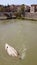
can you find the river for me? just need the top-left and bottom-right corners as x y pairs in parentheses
(0, 19), (37, 65)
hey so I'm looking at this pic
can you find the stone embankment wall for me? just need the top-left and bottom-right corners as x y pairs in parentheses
(25, 12), (37, 20)
(0, 12), (37, 20)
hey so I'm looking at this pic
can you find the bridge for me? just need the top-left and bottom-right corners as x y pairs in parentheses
(0, 12), (16, 19)
(4, 12), (12, 19)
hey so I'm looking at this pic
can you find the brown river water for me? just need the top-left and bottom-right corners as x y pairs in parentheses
(0, 19), (37, 65)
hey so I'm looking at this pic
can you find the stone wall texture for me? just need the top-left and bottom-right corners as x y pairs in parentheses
(25, 12), (37, 19)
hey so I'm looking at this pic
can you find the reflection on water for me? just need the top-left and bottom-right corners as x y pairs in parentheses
(0, 19), (37, 65)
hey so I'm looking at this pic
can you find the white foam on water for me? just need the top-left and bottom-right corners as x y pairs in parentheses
(20, 48), (27, 60)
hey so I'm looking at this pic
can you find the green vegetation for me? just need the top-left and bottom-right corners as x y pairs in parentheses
(0, 4), (25, 18)
(21, 4), (25, 17)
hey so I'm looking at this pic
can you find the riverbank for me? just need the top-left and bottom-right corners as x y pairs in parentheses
(24, 17), (37, 21)
(0, 12), (37, 21)
(0, 16), (37, 21)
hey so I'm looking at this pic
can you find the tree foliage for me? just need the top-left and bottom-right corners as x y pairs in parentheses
(21, 4), (25, 16)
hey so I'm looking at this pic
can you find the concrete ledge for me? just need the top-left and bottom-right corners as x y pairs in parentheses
(24, 17), (37, 21)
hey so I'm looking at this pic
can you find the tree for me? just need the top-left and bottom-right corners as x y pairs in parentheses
(21, 4), (25, 17)
(0, 5), (4, 12)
